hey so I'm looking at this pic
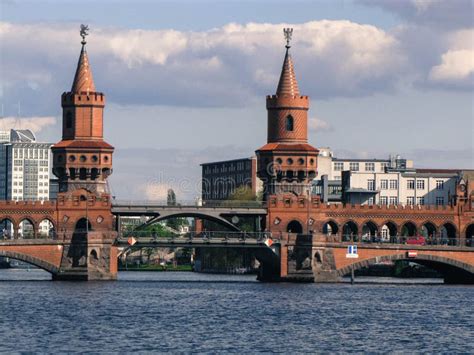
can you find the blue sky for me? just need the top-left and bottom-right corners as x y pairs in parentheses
(0, 0), (473, 200)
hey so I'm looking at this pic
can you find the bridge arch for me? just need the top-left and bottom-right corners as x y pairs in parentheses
(440, 222), (457, 245)
(380, 221), (397, 240)
(465, 224), (474, 247)
(361, 220), (378, 239)
(287, 219), (304, 234)
(322, 220), (339, 236)
(143, 213), (240, 232)
(0, 217), (16, 239)
(38, 217), (56, 238)
(18, 217), (36, 239)
(337, 253), (474, 284)
(401, 221), (417, 237)
(342, 220), (358, 241)
(0, 250), (58, 275)
(421, 221), (437, 239)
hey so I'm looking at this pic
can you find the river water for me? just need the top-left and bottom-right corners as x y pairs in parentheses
(0, 270), (472, 352)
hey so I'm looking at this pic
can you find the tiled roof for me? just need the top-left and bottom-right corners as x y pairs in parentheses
(71, 45), (96, 93)
(256, 142), (318, 152)
(276, 48), (300, 96)
(415, 169), (462, 174)
(53, 140), (113, 149)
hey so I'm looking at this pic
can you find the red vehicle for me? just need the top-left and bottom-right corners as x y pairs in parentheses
(406, 235), (426, 245)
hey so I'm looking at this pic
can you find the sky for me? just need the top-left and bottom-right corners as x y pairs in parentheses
(0, 0), (473, 201)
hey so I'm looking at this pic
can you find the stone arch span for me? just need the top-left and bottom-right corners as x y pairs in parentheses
(337, 252), (474, 284)
(0, 250), (59, 275)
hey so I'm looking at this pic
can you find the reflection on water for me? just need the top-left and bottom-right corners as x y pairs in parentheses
(0, 270), (472, 352)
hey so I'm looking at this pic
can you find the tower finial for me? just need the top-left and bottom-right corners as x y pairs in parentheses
(283, 28), (293, 49)
(80, 24), (89, 45)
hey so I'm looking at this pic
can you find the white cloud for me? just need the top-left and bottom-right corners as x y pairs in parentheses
(105, 29), (188, 67)
(429, 49), (474, 82)
(428, 29), (474, 87)
(0, 20), (404, 110)
(0, 116), (56, 133)
(138, 182), (172, 201)
(359, 0), (473, 30)
(308, 117), (333, 132)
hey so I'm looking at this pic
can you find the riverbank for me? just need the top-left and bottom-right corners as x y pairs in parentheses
(118, 264), (192, 272)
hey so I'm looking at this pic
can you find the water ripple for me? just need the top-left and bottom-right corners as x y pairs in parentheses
(0, 270), (472, 352)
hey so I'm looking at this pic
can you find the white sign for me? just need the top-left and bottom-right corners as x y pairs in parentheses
(346, 245), (359, 259)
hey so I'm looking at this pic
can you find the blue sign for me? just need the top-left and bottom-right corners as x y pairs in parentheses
(346, 245), (359, 258)
(347, 245), (357, 254)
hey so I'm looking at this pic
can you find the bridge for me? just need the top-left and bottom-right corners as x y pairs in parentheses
(1, 28), (473, 284)
(1, 229), (473, 283)
(111, 200), (267, 232)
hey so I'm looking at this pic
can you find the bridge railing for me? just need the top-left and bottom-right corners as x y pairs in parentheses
(112, 200), (266, 209)
(119, 230), (276, 243)
(337, 234), (470, 247)
(0, 230), (60, 241)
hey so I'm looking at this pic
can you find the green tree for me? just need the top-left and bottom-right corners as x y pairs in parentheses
(228, 186), (256, 201)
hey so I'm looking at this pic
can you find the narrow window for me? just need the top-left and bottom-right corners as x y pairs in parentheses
(66, 112), (73, 129)
(285, 115), (294, 131)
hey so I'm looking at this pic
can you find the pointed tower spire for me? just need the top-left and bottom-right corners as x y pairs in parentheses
(53, 24), (114, 197)
(257, 28), (318, 200)
(71, 24), (96, 93)
(276, 28), (300, 96)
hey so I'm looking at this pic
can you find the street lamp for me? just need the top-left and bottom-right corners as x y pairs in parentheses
(80, 194), (89, 236)
(307, 188), (311, 235)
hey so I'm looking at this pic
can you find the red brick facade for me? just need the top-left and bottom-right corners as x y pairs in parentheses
(256, 37), (318, 199)
(0, 33), (117, 280)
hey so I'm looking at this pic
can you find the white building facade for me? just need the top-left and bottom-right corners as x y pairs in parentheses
(0, 129), (52, 201)
(314, 148), (464, 207)
(342, 169), (460, 206)
(0, 129), (53, 237)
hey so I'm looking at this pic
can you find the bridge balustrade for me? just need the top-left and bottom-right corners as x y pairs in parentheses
(112, 199), (266, 209)
(1, 230), (58, 241)
(120, 230), (275, 243)
(337, 234), (467, 247)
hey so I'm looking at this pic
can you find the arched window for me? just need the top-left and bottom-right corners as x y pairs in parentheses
(285, 115), (294, 131)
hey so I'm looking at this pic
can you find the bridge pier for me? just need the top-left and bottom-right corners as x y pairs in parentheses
(255, 245), (281, 282)
(444, 270), (474, 284)
(54, 232), (118, 281)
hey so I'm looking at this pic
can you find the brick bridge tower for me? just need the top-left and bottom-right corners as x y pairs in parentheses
(256, 28), (319, 200)
(52, 28), (114, 194)
(51, 25), (117, 280)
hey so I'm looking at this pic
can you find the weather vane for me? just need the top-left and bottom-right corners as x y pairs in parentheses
(283, 28), (293, 48)
(80, 24), (89, 45)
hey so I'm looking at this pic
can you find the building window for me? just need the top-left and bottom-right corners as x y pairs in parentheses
(365, 162), (375, 171)
(66, 112), (73, 129)
(334, 162), (344, 171)
(380, 196), (388, 205)
(367, 179), (375, 191)
(380, 163), (387, 172)
(349, 162), (359, 171)
(380, 180), (388, 190)
(407, 180), (415, 189)
(436, 180), (444, 190)
(390, 180), (398, 189)
(407, 196), (415, 205)
(389, 197), (398, 205)
(436, 197), (444, 205)
(285, 115), (294, 131)
(417, 197), (425, 205)
(367, 197), (374, 205)
(416, 180), (425, 190)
